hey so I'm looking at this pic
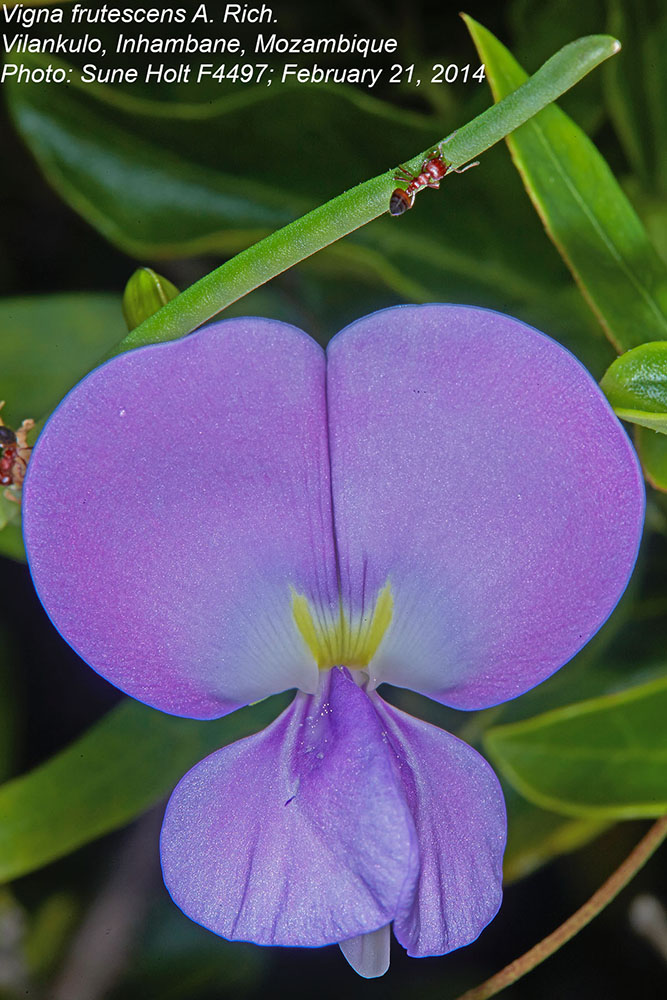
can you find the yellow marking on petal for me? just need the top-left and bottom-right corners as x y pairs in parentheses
(291, 581), (393, 670)
(362, 582), (394, 662)
(291, 592), (323, 664)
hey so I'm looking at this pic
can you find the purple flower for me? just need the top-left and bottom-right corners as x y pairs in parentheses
(23, 305), (644, 977)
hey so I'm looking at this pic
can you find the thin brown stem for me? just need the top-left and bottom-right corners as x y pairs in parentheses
(455, 816), (667, 1000)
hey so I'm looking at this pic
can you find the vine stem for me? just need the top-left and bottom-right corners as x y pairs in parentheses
(454, 816), (667, 1000)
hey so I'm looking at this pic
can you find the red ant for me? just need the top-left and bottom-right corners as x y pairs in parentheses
(0, 401), (34, 503)
(389, 144), (479, 216)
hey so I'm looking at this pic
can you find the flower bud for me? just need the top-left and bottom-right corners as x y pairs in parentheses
(122, 268), (179, 331)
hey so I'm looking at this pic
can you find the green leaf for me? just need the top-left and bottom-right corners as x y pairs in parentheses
(610, 411), (667, 434)
(118, 900), (266, 1000)
(465, 15), (667, 353)
(440, 31), (620, 169)
(605, 0), (667, 193)
(601, 341), (667, 432)
(502, 783), (608, 883)
(0, 695), (287, 884)
(509, 0), (607, 133)
(636, 426), (667, 491)
(0, 628), (19, 783)
(601, 342), (667, 411)
(0, 294), (124, 428)
(25, 893), (79, 981)
(0, 520), (25, 563)
(485, 675), (667, 818)
(0, 491), (25, 562)
(0, 493), (20, 534)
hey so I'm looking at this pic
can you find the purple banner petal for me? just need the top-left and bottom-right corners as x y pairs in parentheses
(326, 304), (645, 709)
(160, 667), (418, 947)
(23, 318), (339, 718)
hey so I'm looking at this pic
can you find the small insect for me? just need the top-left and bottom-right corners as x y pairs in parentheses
(0, 401), (35, 503)
(389, 145), (479, 216)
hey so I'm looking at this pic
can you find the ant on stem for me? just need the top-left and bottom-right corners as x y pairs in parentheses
(389, 139), (479, 216)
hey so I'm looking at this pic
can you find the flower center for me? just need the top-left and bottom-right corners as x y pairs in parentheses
(291, 581), (393, 670)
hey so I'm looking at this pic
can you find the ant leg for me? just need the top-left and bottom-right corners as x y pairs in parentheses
(8, 454), (29, 492)
(438, 130), (457, 148)
(453, 160), (480, 175)
(394, 164), (415, 183)
(3, 487), (19, 505)
(15, 418), (35, 451)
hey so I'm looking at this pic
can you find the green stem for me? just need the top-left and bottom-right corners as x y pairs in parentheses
(113, 32), (620, 356)
(454, 816), (667, 1000)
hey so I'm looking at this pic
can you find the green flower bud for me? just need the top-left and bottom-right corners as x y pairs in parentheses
(122, 268), (179, 332)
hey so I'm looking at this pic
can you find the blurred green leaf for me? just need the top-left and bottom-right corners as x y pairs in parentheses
(0, 492), (20, 534)
(624, 178), (667, 268)
(6, 57), (427, 257)
(0, 491), (24, 562)
(609, 412), (667, 434)
(601, 341), (667, 432)
(636, 427), (667, 492)
(0, 294), (124, 428)
(0, 695), (287, 885)
(510, 0), (607, 133)
(605, 0), (667, 192)
(0, 627), (19, 783)
(113, 899), (266, 1000)
(502, 783), (608, 883)
(416, 32), (621, 168)
(25, 893), (79, 981)
(465, 15), (667, 353)
(485, 675), (667, 818)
